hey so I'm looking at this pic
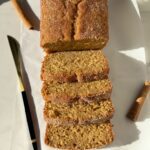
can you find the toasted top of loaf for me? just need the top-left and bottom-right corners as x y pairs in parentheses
(41, 50), (109, 83)
(40, 0), (108, 51)
(42, 79), (112, 103)
(45, 122), (114, 149)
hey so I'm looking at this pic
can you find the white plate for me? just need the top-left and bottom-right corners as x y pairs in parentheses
(20, 0), (150, 150)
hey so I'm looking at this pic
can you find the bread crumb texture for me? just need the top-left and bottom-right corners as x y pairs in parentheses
(44, 99), (114, 124)
(41, 50), (109, 83)
(45, 122), (114, 149)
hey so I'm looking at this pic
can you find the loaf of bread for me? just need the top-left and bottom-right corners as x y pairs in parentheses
(44, 99), (114, 125)
(42, 79), (112, 103)
(40, 0), (108, 52)
(45, 122), (114, 149)
(41, 50), (109, 83)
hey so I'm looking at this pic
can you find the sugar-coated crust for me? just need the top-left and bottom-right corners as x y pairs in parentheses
(45, 122), (114, 149)
(41, 50), (109, 83)
(41, 80), (112, 104)
(74, 0), (108, 41)
(40, 0), (74, 45)
(40, 0), (108, 52)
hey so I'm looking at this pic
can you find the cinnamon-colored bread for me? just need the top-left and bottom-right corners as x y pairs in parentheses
(41, 50), (109, 83)
(45, 122), (114, 149)
(40, 0), (108, 52)
(44, 99), (114, 125)
(41, 79), (112, 104)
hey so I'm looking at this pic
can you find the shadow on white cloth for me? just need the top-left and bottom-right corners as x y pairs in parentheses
(103, 0), (149, 148)
(0, 0), (9, 5)
(20, 0), (40, 31)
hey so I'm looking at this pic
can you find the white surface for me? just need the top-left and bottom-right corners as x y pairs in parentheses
(137, 0), (150, 11)
(0, 0), (150, 150)
(0, 1), (33, 150)
(140, 12), (150, 76)
(20, 0), (150, 150)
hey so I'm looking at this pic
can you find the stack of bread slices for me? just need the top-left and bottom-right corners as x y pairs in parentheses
(40, 0), (115, 149)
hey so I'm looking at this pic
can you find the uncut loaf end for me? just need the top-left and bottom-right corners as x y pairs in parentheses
(40, 0), (108, 52)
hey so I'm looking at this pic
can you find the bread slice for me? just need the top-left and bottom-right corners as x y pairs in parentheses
(44, 99), (114, 125)
(42, 79), (112, 104)
(45, 122), (114, 149)
(41, 50), (109, 83)
(40, 0), (108, 52)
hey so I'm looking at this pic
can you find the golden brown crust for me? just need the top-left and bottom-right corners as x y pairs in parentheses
(40, 0), (108, 52)
(41, 79), (112, 104)
(40, 0), (74, 44)
(74, 0), (108, 41)
(45, 122), (114, 149)
(41, 50), (109, 83)
(44, 99), (115, 125)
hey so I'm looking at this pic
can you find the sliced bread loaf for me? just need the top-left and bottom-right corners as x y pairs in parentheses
(45, 122), (114, 149)
(42, 79), (112, 103)
(44, 99), (114, 125)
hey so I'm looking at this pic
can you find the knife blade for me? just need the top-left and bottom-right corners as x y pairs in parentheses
(7, 35), (37, 150)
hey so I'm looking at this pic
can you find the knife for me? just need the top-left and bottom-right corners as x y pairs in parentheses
(7, 35), (37, 150)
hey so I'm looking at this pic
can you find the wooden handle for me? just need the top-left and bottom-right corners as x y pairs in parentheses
(127, 81), (150, 121)
(11, 0), (33, 29)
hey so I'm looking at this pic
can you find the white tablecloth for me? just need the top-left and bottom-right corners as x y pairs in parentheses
(0, 0), (150, 150)
(0, 2), (33, 150)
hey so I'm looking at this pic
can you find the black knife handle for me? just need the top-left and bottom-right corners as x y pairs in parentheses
(21, 91), (37, 150)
